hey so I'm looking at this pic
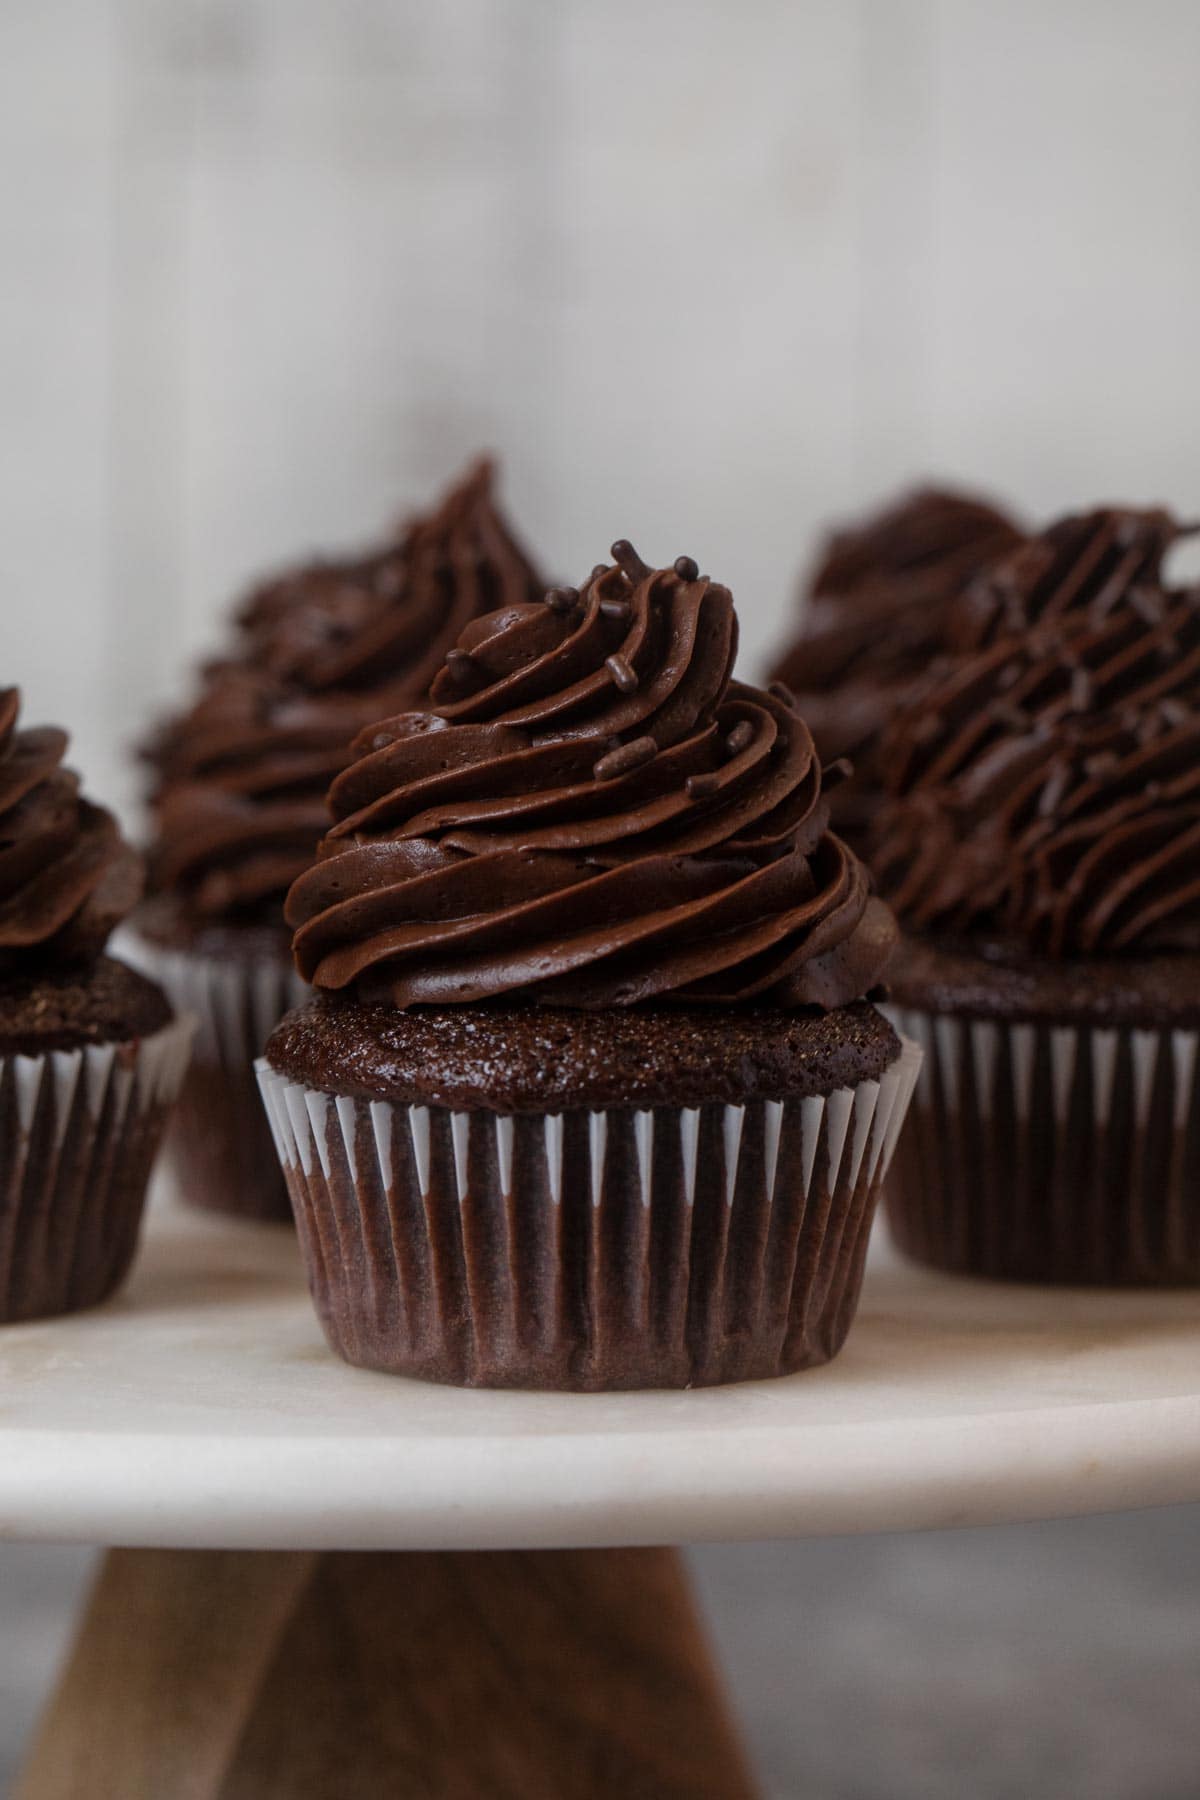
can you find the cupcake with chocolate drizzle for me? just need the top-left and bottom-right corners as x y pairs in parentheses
(0, 688), (191, 1320)
(770, 485), (1024, 849)
(875, 504), (1200, 1284)
(258, 542), (921, 1390)
(126, 459), (544, 1220)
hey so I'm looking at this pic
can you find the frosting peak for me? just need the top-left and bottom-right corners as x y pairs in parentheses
(234, 457), (538, 694)
(0, 688), (142, 972)
(287, 544), (896, 1010)
(875, 506), (1200, 957)
(146, 459), (544, 925)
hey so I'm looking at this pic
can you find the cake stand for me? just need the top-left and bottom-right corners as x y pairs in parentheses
(8, 1193), (1200, 1799)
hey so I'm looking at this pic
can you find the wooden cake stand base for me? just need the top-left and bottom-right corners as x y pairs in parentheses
(16, 1546), (756, 1799)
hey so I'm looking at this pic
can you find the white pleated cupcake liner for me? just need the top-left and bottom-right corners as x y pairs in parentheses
(115, 926), (308, 1220)
(255, 1037), (922, 1390)
(885, 1005), (1200, 1284)
(0, 1011), (195, 1322)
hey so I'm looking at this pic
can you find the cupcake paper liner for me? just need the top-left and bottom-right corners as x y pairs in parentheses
(255, 1038), (922, 1390)
(116, 927), (308, 1222)
(0, 1012), (194, 1323)
(885, 1006), (1200, 1285)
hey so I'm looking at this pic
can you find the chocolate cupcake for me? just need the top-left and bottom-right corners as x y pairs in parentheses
(874, 505), (1200, 1285)
(0, 689), (191, 1321)
(257, 542), (921, 1389)
(123, 460), (544, 1221)
(770, 486), (1024, 849)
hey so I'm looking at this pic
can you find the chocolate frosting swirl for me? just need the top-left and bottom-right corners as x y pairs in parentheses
(0, 688), (142, 973)
(773, 486), (1024, 695)
(146, 460), (544, 925)
(874, 507), (1200, 957)
(770, 487), (1024, 841)
(287, 542), (897, 1010)
(950, 504), (1187, 652)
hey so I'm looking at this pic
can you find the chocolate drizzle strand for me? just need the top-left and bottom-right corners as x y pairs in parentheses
(145, 460), (544, 924)
(0, 688), (142, 972)
(875, 506), (1200, 956)
(287, 545), (897, 1009)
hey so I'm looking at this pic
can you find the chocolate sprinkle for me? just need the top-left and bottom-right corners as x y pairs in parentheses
(592, 735), (658, 782)
(605, 653), (639, 694)
(673, 555), (700, 582)
(544, 586), (580, 615)
(686, 771), (721, 798)
(610, 540), (653, 583)
(599, 597), (632, 622)
(1037, 762), (1070, 817)
(1128, 586), (1164, 626)
(725, 720), (755, 757)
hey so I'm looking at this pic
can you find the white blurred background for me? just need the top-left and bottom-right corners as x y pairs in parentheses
(3, 4), (1200, 1795)
(6, 0), (1200, 814)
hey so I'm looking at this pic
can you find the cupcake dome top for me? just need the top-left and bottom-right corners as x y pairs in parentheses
(0, 687), (142, 972)
(145, 460), (544, 926)
(874, 505), (1200, 958)
(286, 540), (897, 1009)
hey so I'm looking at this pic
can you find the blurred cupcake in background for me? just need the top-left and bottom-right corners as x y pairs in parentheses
(875, 505), (1200, 1285)
(258, 541), (920, 1391)
(0, 688), (191, 1321)
(122, 459), (545, 1221)
(770, 486), (1024, 851)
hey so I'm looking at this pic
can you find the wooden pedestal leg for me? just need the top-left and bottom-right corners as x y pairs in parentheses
(16, 1547), (758, 1800)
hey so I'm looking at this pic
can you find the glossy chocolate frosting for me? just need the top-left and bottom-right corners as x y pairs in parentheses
(875, 506), (1200, 957)
(146, 460), (543, 925)
(770, 486), (1024, 839)
(287, 542), (897, 1009)
(0, 687), (142, 974)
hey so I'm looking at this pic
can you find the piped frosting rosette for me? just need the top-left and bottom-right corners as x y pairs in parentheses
(286, 541), (896, 1011)
(0, 689), (191, 1320)
(258, 544), (918, 1389)
(876, 519), (1200, 956)
(949, 503), (1190, 654)
(0, 687), (142, 972)
(127, 460), (543, 1220)
(875, 507), (1200, 1284)
(770, 486), (1024, 846)
(146, 458), (545, 923)
(789, 485), (1026, 687)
